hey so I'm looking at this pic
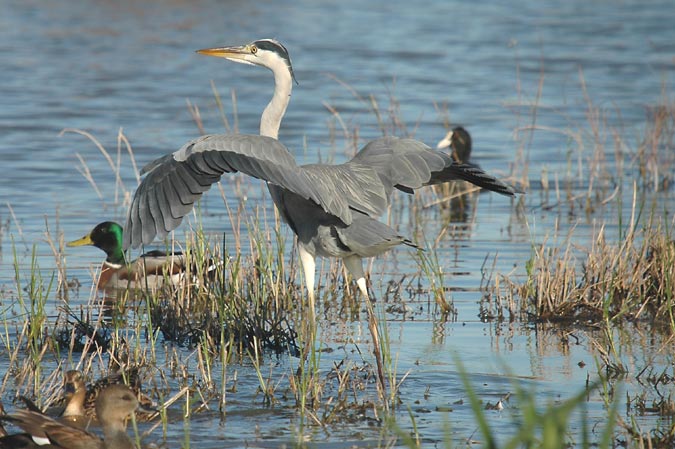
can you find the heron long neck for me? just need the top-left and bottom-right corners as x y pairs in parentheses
(260, 66), (292, 139)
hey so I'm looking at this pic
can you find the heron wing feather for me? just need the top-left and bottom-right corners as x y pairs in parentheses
(124, 134), (518, 249)
(351, 136), (517, 196)
(125, 134), (351, 248)
(427, 163), (519, 196)
(349, 136), (445, 193)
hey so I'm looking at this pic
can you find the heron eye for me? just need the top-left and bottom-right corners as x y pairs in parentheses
(250, 45), (258, 55)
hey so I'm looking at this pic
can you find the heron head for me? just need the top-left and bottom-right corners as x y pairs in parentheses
(197, 38), (297, 84)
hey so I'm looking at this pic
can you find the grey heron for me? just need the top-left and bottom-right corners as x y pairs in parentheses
(122, 39), (519, 392)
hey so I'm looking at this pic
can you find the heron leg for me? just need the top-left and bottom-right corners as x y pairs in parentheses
(298, 244), (316, 323)
(297, 244), (317, 384)
(343, 255), (387, 401)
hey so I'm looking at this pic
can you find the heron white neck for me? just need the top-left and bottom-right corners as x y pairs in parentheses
(260, 65), (292, 139)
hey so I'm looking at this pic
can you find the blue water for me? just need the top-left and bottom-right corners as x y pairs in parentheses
(1, 0), (674, 446)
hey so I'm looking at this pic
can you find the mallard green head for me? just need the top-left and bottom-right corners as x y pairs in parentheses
(67, 221), (126, 267)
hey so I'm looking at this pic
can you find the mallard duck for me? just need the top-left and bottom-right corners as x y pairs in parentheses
(83, 367), (154, 420)
(26, 368), (153, 422)
(59, 370), (89, 428)
(15, 370), (90, 430)
(1, 384), (144, 449)
(67, 221), (203, 291)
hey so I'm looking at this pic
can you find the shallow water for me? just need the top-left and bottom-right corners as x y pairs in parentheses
(1, 0), (675, 446)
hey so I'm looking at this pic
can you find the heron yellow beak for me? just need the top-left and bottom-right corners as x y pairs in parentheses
(67, 234), (94, 247)
(196, 45), (251, 61)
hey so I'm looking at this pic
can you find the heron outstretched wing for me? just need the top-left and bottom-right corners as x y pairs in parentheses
(125, 134), (518, 249)
(349, 137), (446, 197)
(124, 134), (354, 249)
(350, 136), (518, 198)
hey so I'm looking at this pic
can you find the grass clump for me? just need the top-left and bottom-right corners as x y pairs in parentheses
(131, 223), (301, 356)
(502, 209), (675, 332)
(490, 90), (675, 333)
